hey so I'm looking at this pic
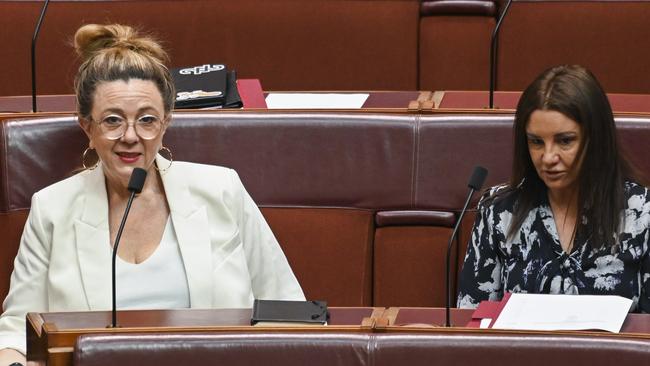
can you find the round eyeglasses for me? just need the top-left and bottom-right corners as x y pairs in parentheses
(95, 114), (164, 140)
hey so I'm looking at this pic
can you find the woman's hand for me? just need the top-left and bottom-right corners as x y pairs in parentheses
(0, 348), (26, 365)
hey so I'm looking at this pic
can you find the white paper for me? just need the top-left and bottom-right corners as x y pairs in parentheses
(479, 318), (492, 329)
(265, 93), (369, 109)
(491, 293), (632, 333)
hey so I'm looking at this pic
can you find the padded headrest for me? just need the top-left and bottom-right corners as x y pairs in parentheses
(73, 332), (650, 366)
(2, 112), (649, 213)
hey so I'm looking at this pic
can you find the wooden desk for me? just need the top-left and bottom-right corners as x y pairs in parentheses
(0, 95), (76, 114)
(28, 306), (650, 365)
(27, 307), (383, 366)
(380, 307), (650, 339)
(6, 90), (650, 115)
(0, 91), (423, 114)
(436, 90), (650, 114)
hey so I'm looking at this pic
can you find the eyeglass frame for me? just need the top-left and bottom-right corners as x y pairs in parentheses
(90, 113), (169, 141)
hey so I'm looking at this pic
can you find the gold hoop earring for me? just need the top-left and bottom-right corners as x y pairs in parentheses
(82, 147), (99, 170)
(155, 146), (173, 173)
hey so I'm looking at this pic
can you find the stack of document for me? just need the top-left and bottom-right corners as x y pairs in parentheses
(265, 93), (369, 109)
(469, 293), (632, 333)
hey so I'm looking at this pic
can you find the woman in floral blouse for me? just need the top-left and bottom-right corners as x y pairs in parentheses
(457, 65), (650, 312)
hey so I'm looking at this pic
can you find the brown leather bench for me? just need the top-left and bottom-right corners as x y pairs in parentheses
(419, 0), (650, 93)
(7, 1), (650, 96)
(497, 0), (650, 93)
(2, 111), (649, 308)
(0, 0), (419, 96)
(418, 0), (496, 91)
(73, 332), (650, 366)
(373, 114), (513, 307)
(0, 111), (418, 307)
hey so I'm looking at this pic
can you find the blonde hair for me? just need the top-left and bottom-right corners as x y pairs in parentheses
(74, 24), (175, 119)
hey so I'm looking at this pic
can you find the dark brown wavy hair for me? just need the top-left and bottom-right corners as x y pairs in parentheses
(502, 65), (638, 249)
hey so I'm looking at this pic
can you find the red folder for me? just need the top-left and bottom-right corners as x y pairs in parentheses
(237, 79), (267, 109)
(466, 292), (512, 328)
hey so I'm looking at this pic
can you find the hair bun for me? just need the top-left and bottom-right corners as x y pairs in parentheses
(73, 23), (175, 118)
(74, 23), (167, 63)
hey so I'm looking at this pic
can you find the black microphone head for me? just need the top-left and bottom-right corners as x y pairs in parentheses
(468, 166), (488, 191)
(127, 168), (147, 193)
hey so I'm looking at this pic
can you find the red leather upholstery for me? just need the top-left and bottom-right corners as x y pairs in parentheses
(1, 111), (649, 307)
(0, 111), (417, 306)
(419, 1), (496, 90)
(372, 333), (650, 366)
(73, 332), (650, 366)
(0, 0), (419, 96)
(498, 1), (650, 94)
(74, 333), (372, 366)
(6, 1), (650, 95)
(421, 0), (497, 16)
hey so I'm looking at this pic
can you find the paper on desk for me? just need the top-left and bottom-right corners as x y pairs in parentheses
(491, 293), (632, 333)
(265, 93), (369, 109)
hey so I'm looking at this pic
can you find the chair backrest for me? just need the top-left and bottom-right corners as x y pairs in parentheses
(372, 333), (650, 366)
(0, 0), (419, 96)
(0, 112), (418, 306)
(499, 0), (650, 94)
(74, 333), (372, 366)
(73, 332), (650, 366)
(2, 111), (650, 306)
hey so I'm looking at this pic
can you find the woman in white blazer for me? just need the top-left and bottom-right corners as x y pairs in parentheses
(0, 24), (304, 365)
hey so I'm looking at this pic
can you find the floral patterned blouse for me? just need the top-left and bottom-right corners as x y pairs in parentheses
(457, 181), (650, 313)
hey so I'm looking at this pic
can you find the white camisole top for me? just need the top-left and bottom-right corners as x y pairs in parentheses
(115, 216), (191, 309)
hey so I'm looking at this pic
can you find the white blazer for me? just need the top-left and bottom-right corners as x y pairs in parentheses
(0, 156), (305, 353)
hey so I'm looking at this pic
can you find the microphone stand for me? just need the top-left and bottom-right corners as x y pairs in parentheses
(488, 0), (513, 109)
(31, 0), (50, 113)
(445, 166), (487, 327)
(110, 190), (138, 328)
(445, 190), (476, 327)
(109, 168), (147, 328)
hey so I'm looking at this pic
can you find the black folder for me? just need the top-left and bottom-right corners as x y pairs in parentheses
(250, 299), (328, 326)
(172, 64), (227, 109)
(223, 70), (243, 109)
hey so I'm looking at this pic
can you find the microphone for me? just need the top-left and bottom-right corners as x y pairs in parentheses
(488, 0), (513, 109)
(31, 0), (51, 112)
(109, 168), (147, 328)
(445, 166), (488, 327)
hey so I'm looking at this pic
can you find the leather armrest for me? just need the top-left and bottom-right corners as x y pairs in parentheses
(421, 1), (497, 16)
(375, 210), (455, 227)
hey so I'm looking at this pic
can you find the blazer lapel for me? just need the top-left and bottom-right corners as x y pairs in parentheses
(158, 155), (214, 308)
(74, 166), (113, 310)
